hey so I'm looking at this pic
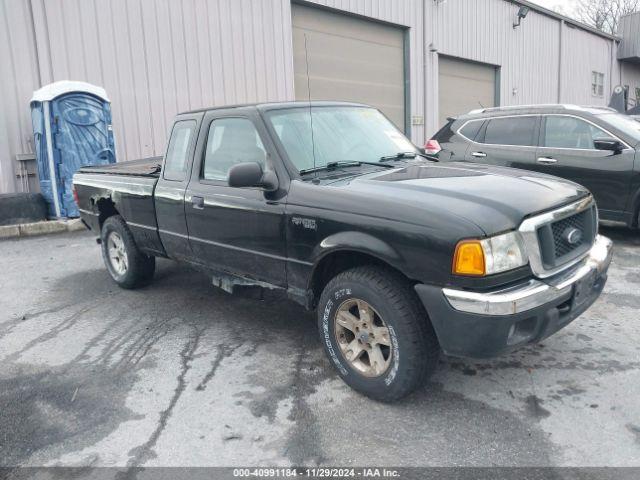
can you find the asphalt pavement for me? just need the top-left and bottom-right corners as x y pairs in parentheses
(1, 227), (639, 468)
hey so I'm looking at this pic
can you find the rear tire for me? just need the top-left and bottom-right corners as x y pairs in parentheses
(101, 215), (155, 289)
(317, 265), (440, 402)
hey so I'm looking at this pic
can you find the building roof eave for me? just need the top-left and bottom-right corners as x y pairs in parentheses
(511, 0), (621, 42)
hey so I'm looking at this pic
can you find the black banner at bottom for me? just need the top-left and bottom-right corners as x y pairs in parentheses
(2, 467), (640, 480)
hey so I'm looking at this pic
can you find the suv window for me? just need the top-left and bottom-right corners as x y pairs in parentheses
(484, 116), (537, 146)
(203, 118), (266, 182)
(543, 116), (610, 149)
(164, 120), (196, 181)
(459, 120), (484, 141)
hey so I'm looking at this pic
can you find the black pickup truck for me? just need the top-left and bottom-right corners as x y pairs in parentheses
(74, 101), (613, 402)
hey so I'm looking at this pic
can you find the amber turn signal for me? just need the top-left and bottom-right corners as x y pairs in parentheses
(453, 240), (486, 276)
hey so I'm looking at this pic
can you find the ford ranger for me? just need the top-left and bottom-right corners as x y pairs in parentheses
(73, 102), (613, 402)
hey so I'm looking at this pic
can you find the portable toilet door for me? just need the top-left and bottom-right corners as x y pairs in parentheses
(30, 81), (116, 218)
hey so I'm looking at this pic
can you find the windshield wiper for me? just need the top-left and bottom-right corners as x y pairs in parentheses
(380, 151), (438, 162)
(299, 160), (395, 175)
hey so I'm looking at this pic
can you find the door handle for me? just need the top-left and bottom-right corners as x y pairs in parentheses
(471, 151), (487, 158)
(537, 157), (558, 164)
(192, 196), (204, 210)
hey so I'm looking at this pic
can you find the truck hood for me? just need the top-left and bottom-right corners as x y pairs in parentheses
(328, 162), (590, 235)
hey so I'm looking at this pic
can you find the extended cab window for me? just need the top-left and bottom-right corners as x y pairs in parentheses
(164, 120), (196, 181)
(544, 116), (611, 150)
(203, 118), (266, 182)
(484, 116), (536, 146)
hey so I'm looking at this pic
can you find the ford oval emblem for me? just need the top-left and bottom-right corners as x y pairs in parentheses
(563, 227), (583, 245)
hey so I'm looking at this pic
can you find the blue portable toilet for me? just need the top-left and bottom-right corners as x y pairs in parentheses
(30, 81), (116, 218)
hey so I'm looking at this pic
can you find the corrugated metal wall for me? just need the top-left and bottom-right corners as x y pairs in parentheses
(423, 0), (623, 133)
(0, 0), (296, 195)
(0, 0), (41, 195)
(29, 0), (295, 164)
(618, 12), (640, 61)
(1, 0), (639, 194)
(560, 24), (618, 105)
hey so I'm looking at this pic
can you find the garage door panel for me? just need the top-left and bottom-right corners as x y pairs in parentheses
(292, 4), (406, 130)
(440, 58), (496, 83)
(293, 54), (403, 92)
(293, 6), (403, 48)
(296, 75), (404, 106)
(292, 36), (403, 83)
(438, 56), (496, 128)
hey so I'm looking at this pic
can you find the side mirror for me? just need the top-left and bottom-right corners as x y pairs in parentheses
(228, 162), (278, 192)
(594, 138), (624, 154)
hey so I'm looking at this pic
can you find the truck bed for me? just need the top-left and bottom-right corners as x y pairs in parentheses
(74, 156), (165, 256)
(78, 156), (162, 177)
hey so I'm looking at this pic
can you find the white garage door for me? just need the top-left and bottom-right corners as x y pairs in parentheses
(292, 4), (406, 130)
(438, 56), (497, 127)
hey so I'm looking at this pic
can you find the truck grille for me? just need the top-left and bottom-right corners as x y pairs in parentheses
(536, 205), (597, 269)
(551, 210), (587, 257)
(518, 196), (597, 278)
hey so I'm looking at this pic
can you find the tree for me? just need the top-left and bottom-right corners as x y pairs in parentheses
(574, 0), (640, 34)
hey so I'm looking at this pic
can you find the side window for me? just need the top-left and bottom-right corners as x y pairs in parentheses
(203, 118), (266, 182)
(484, 117), (536, 146)
(591, 71), (605, 97)
(543, 116), (609, 150)
(459, 120), (484, 141)
(163, 120), (196, 181)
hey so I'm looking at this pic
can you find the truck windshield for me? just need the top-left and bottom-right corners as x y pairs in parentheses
(599, 113), (640, 143)
(265, 106), (417, 173)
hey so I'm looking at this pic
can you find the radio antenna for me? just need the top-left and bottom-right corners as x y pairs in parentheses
(303, 33), (318, 177)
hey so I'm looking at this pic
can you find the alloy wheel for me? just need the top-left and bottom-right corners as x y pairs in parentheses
(334, 298), (393, 377)
(107, 231), (129, 275)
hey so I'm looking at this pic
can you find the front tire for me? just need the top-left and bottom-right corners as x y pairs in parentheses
(101, 215), (155, 289)
(317, 266), (440, 402)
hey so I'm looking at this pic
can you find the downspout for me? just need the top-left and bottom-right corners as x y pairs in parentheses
(423, 0), (428, 139)
(557, 19), (563, 103)
(424, 0), (436, 138)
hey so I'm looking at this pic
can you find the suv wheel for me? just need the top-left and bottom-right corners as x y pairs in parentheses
(101, 215), (155, 289)
(317, 266), (440, 402)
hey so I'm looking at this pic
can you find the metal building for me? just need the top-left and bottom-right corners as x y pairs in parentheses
(1, 0), (639, 195)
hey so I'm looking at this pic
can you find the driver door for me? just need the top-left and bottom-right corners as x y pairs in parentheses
(185, 110), (287, 286)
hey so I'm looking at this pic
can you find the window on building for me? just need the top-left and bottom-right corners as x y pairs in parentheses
(203, 118), (266, 182)
(483, 116), (537, 146)
(164, 120), (195, 181)
(591, 72), (605, 97)
(543, 116), (609, 149)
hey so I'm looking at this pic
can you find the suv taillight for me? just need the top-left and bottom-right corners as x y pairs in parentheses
(424, 139), (441, 155)
(73, 185), (79, 205)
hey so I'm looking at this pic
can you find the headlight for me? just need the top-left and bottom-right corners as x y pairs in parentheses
(453, 231), (527, 276)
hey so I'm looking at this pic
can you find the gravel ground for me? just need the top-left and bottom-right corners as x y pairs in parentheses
(0, 227), (639, 468)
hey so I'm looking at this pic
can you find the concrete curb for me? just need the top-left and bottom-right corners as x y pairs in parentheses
(0, 218), (87, 240)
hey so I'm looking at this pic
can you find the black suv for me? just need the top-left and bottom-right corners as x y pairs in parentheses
(431, 105), (640, 227)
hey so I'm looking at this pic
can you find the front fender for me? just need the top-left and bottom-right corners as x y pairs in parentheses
(311, 231), (403, 265)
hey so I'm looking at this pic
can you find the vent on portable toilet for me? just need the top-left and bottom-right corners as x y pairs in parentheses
(30, 81), (116, 218)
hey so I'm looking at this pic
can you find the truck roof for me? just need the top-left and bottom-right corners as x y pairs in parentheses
(180, 101), (370, 115)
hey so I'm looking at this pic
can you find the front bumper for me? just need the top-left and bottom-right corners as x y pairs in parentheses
(415, 235), (613, 358)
